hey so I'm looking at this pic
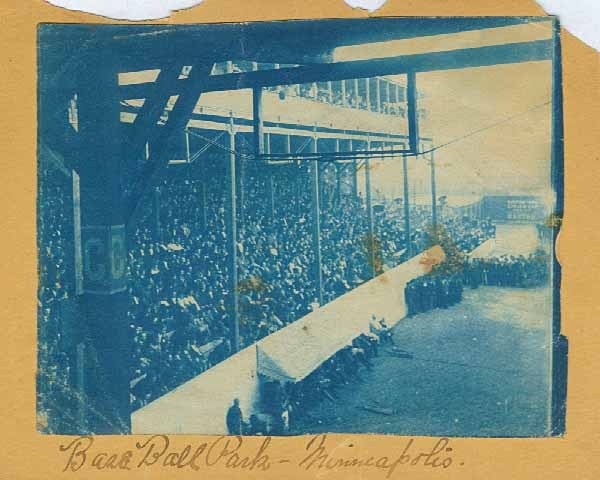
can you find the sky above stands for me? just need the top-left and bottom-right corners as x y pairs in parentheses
(363, 24), (554, 201)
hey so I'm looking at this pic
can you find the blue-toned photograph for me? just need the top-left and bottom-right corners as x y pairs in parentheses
(37, 17), (566, 436)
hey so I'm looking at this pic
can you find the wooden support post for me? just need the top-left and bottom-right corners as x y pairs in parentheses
(350, 138), (358, 199)
(77, 55), (130, 433)
(251, 87), (261, 220)
(402, 153), (412, 258)
(252, 87), (264, 157)
(407, 71), (420, 153)
(266, 133), (275, 220)
(365, 139), (377, 278)
(430, 149), (438, 235)
(227, 114), (240, 352)
(310, 126), (324, 306)
(335, 138), (341, 203)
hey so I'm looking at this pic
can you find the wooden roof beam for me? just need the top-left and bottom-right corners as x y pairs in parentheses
(120, 39), (553, 99)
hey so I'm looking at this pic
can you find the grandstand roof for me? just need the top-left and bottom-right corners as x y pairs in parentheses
(40, 17), (546, 77)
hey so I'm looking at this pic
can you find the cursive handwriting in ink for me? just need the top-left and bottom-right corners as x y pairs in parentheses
(59, 434), (274, 472)
(299, 434), (455, 477)
(58, 434), (458, 475)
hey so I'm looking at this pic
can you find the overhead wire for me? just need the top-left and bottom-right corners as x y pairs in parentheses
(177, 98), (550, 172)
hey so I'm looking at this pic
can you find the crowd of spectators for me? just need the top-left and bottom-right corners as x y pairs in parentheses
(127, 161), (499, 409)
(268, 81), (408, 117)
(465, 251), (550, 289)
(405, 274), (464, 316)
(213, 61), (408, 117)
(38, 151), (505, 418)
(37, 162), (77, 433)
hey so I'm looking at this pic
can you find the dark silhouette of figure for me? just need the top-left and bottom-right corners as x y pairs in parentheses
(226, 398), (243, 435)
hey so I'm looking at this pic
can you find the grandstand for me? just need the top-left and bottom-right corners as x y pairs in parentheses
(37, 18), (565, 435)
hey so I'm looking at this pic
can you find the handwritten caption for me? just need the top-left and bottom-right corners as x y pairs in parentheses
(59, 434), (461, 476)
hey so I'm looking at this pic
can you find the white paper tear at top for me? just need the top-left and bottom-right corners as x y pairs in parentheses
(535, 0), (600, 51)
(343, 0), (388, 13)
(43, 0), (204, 21)
(43, 0), (599, 52)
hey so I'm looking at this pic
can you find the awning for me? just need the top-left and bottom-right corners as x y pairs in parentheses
(255, 246), (444, 383)
(256, 307), (366, 382)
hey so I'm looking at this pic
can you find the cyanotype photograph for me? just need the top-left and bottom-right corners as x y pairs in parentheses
(37, 17), (566, 436)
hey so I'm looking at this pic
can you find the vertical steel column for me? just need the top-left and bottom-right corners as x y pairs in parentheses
(365, 78), (371, 110)
(290, 134), (301, 214)
(252, 86), (263, 155)
(341, 80), (347, 107)
(375, 78), (381, 113)
(328, 81), (333, 103)
(353, 78), (359, 108)
(365, 139), (377, 278)
(227, 114), (240, 352)
(266, 132), (275, 220)
(406, 71), (418, 256)
(350, 138), (358, 199)
(253, 87), (272, 222)
(402, 153), (412, 258)
(310, 126), (324, 306)
(407, 71), (420, 153)
(430, 150), (438, 235)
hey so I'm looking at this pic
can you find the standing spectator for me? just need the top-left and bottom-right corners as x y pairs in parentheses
(226, 398), (243, 435)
